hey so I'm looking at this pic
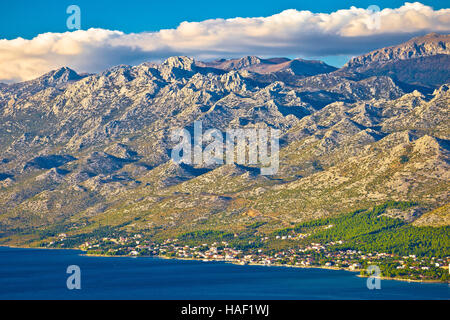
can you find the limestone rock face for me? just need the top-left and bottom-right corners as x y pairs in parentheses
(0, 34), (449, 239)
(163, 56), (195, 71)
(343, 33), (450, 87)
(345, 33), (450, 68)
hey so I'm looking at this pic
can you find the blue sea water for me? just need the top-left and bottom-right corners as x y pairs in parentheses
(0, 246), (448, 299)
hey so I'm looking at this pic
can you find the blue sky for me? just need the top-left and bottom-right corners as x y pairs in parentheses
(1, 0), (447, 39)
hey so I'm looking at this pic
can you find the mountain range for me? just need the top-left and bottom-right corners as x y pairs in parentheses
(0, 33), (448, 245)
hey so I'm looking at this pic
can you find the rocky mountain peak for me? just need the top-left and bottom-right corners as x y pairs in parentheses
(39, 67), (83, 86)
(345, 33), (450, 69)
(341, 33), (450, 88)
(162, 56), (195, 71)
(236, 56), (262, 68)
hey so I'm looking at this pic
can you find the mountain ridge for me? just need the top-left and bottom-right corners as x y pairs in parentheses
(0, 33), (448, 246)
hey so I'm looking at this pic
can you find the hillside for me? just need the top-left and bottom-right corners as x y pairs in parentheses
(0, 33), (448, 247)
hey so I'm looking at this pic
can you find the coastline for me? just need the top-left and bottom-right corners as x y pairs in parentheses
(1, 244), (447, 284)
(82, 250), (447, 284)
(354, 274), (446, 284)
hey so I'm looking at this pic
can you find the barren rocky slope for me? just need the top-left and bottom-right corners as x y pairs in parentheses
(0, 33), (448, 244)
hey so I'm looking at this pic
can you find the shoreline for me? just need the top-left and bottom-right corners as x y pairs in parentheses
(354, 274), (445, 284)
(1, 245), (447, 284)
(81, 251), (448, 284)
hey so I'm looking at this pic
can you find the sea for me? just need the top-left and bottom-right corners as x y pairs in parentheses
(0, 246), (448, 299)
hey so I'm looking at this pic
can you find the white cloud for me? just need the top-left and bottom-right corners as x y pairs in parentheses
(0, 2), (449, 82)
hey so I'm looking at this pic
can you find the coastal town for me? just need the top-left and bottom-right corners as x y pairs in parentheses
(49, 231), (450, 283)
